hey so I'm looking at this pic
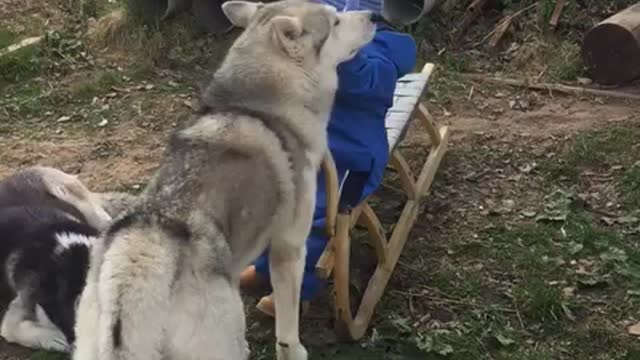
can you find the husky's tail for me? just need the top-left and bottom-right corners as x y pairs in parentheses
(73, 215), (184, 360)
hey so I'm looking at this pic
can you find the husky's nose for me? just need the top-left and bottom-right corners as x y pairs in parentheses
(370, 12), (383, 23)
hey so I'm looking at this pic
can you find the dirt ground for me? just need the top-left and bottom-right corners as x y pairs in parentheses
(1, 0), (639, 359)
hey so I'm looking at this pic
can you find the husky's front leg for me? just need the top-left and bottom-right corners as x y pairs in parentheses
(269, 172), (316, 360)
(269, 235), (308, 360)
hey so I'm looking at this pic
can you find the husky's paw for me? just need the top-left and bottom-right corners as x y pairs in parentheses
(276, 342), (307, 360)
(2, 322), (70, 353)
(39, 333), (71, 353)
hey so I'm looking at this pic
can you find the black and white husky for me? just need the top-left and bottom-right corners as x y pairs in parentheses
(0, 167), (136, 352)
(0, 206), (98, 352)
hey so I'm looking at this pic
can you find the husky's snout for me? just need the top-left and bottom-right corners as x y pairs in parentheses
(343, 10), (375, 34)
(336, 9), (376, 60)
(342, 10), (375, 26)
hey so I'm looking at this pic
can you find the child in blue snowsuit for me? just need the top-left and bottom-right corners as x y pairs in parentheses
(240, 0), (417, 315)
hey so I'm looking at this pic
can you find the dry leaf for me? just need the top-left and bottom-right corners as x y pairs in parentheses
(628, 322), (640, 336)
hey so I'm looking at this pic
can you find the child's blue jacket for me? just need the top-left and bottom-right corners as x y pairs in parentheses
(314, 26), (417, 225)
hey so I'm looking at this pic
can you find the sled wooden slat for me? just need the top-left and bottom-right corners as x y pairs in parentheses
(317, 62), (450, 340)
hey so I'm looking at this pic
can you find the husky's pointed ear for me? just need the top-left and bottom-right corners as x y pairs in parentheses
(222, 1), (263, 28)
(272, 15), (303, 42)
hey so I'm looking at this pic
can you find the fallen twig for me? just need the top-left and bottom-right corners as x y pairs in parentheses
(534, 65), (549, 82)
(477, 3), (537, 47)
(461, 73), (640, 100)
(488, 16), (514, 48)
(549, 0), (566, 31)
(412, 313), (432, 328)
(513, 300), (525, 329)
(0, 36), (43, 57)
(390, 290), (517, 313)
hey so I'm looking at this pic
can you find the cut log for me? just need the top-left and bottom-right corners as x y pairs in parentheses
(582, 2), (640, 85)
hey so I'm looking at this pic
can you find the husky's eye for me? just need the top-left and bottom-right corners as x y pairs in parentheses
(334, 19), (340, 26)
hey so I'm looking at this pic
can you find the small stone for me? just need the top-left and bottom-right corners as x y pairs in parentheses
(519, 163), (535, 173)
(502, 199), (515, 209)
(182, 100), (194, 110)
(56, 115), (72, 123)
(562, 287), (576, 299)
(577, 77), (592, 86)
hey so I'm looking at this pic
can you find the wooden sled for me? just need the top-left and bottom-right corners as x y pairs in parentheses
(315, 62), (449, 340)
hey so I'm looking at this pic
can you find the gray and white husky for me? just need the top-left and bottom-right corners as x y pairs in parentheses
(72, 1), (375, 359)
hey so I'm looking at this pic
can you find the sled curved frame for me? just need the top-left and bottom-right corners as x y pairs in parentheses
(316, 62), (449, 340)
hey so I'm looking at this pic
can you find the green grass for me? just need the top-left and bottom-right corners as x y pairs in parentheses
(380, 177), (639, 359)
(70, 70), (123, 100)
(619, 163), (640, 210)
(426, 53), (470, 106)
(548, 42), (585, 82)
(0, 29), (17, 49)
(0, 45), (42, 87)
(570, 127), (636, 166)
(1, 80), (68, 119)
(539, 125), (640, 184)
(536, 0), (558, 26)
(514, 280), (565, 324)
(0, 30), (88, 89)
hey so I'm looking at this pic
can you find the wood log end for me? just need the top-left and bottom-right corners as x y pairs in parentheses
(582, 23), (640, 85)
